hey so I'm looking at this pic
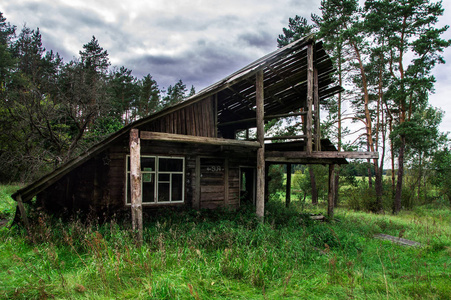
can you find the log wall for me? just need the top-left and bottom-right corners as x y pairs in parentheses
(143, 97), (216, 137)
(36, 133), (255, 218)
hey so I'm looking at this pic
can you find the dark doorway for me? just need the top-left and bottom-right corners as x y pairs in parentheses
(240, 167), (256, 205)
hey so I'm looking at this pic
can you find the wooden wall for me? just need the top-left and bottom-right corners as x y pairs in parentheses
(36, 134), (255, 217)
(34, 94), (260, 217)
(142, 97), (216, 137)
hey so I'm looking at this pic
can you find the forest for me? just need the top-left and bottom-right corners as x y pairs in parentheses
(0, 13), (194, 184)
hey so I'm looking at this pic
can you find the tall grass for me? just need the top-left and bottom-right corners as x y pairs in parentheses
(0, 187), (450, 299)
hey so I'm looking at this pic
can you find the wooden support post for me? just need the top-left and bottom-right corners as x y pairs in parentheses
(306, 43), (314, 155)
(16, 194), (30, 229)
(285, 163), (292, 207)
(129, 129), (143, 243)
(264, 162), (270, 204)
(328, 164), (335, 219)
(256, 69), (265, 220)
(314, 68), (321, 151)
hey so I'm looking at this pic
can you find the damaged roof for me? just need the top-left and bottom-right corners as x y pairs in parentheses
(12, 34), (342, 203)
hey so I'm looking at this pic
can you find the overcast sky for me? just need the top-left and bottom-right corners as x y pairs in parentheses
(1, 0), (450, 134)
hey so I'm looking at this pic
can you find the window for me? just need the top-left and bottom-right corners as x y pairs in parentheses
(126, 156), (184, 204)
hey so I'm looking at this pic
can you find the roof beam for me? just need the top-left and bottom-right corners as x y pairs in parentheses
(140, 131), (261, 148)
(265, 151), (379, 159)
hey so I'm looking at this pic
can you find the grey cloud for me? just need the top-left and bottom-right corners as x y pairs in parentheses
(126, 41), (254, 90)
(238, 31), (274, 49)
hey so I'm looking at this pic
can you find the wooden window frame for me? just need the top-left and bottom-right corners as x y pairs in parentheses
(125, 155), (185, 205)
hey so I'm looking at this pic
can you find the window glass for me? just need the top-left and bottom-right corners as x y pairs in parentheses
(172, 174), (183, 201)
(143, 179), (155, 203)
(141, 157), (155, 171)
(158, 183), (170, 202)
(159, 158), (183, 172)
(126, 155), (184, 204)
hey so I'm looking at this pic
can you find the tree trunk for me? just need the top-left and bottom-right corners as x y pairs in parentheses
(309, 168), (318, 205)
(394, 135), (406, 214)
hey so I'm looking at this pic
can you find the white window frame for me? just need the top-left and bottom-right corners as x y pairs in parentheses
(125, 155), (185, 205)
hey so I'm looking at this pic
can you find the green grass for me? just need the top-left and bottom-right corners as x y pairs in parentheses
(0, 185), (450, 299)
(0, 184), (21, 220)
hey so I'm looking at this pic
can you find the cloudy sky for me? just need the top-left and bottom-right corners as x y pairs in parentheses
(1, 0), (450, 133)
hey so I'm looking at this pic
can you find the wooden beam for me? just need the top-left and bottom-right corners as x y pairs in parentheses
(328, 164), (335, 218)
(249, 135), (307, 141)
(218, 112), (308, 127)
(265, 151), (379, 159)
(266, 157), (344, 165)
(129, 128), (143, 244)
(140, 131), (261, 148)
(256, 70), (265, 220)
(306, 43), (314, 154)
(16, 194), (30, 229)
(286, 163), (291, 207)
(314, 68), (321, 151)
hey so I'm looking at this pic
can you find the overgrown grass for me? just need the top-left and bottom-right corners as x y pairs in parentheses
(0, 186), (450, 299)
(0, 184), (20, 220)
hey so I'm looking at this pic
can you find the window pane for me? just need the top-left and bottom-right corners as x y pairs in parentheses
(159, 158), (183, 172)
(141, 157), (155, 171)
(126, 175), (131, 204)
(159, 173), (170, 182)
(143, 179), (155, 203)
(172, 174), (183, 201)
(158, 183), (170, 202)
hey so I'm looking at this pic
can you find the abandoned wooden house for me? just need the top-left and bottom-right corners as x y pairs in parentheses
(12, 35), (377, 226)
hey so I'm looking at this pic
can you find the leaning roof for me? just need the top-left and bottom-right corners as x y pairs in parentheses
(12, 35), (341, 202)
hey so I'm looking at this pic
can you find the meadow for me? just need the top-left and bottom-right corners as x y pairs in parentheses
(0, 185), (450, 299)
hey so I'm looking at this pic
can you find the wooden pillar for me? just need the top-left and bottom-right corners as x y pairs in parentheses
(285, 163), (292, 207)
(16, 194), (29, 229)
(328, 164), (335, 219)
(264, 162), (270, 204)
(129, 128), (143, 243)
(256, 69), (265, 220)
(314, 67), (321, 151)
(306, 43), (314, 154)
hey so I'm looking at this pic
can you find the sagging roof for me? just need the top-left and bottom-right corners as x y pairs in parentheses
(12, 35), (342, 202)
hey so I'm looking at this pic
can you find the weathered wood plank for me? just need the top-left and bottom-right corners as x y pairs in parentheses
(314, 68), (320, 151)
(194, 156), (200, 209)
(306, 43), (314, 154)
(266, 151), (379, 159)
(256, 69), (265, 220)
(286, 163), (291, 207)
(225, 158), (229, 206)
(129, 129), (143, 243)
(140, 131), (261, 148)
(328, 164), (335, 218)
(374, 234), (422, 247)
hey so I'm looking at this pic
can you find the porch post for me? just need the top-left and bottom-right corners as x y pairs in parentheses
(306, 43), (314, 154)
(256, 69), (265, 220)
(285, 163), (292, 207)
(130, 128), (143, 243)
(328, 164), (335, 219)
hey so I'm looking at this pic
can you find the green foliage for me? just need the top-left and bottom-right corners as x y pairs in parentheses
(431, 147), (451, 205)
(0, 13), (195, 182)
(268, 164), (284, 194)
(1, 184), (450, 299)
